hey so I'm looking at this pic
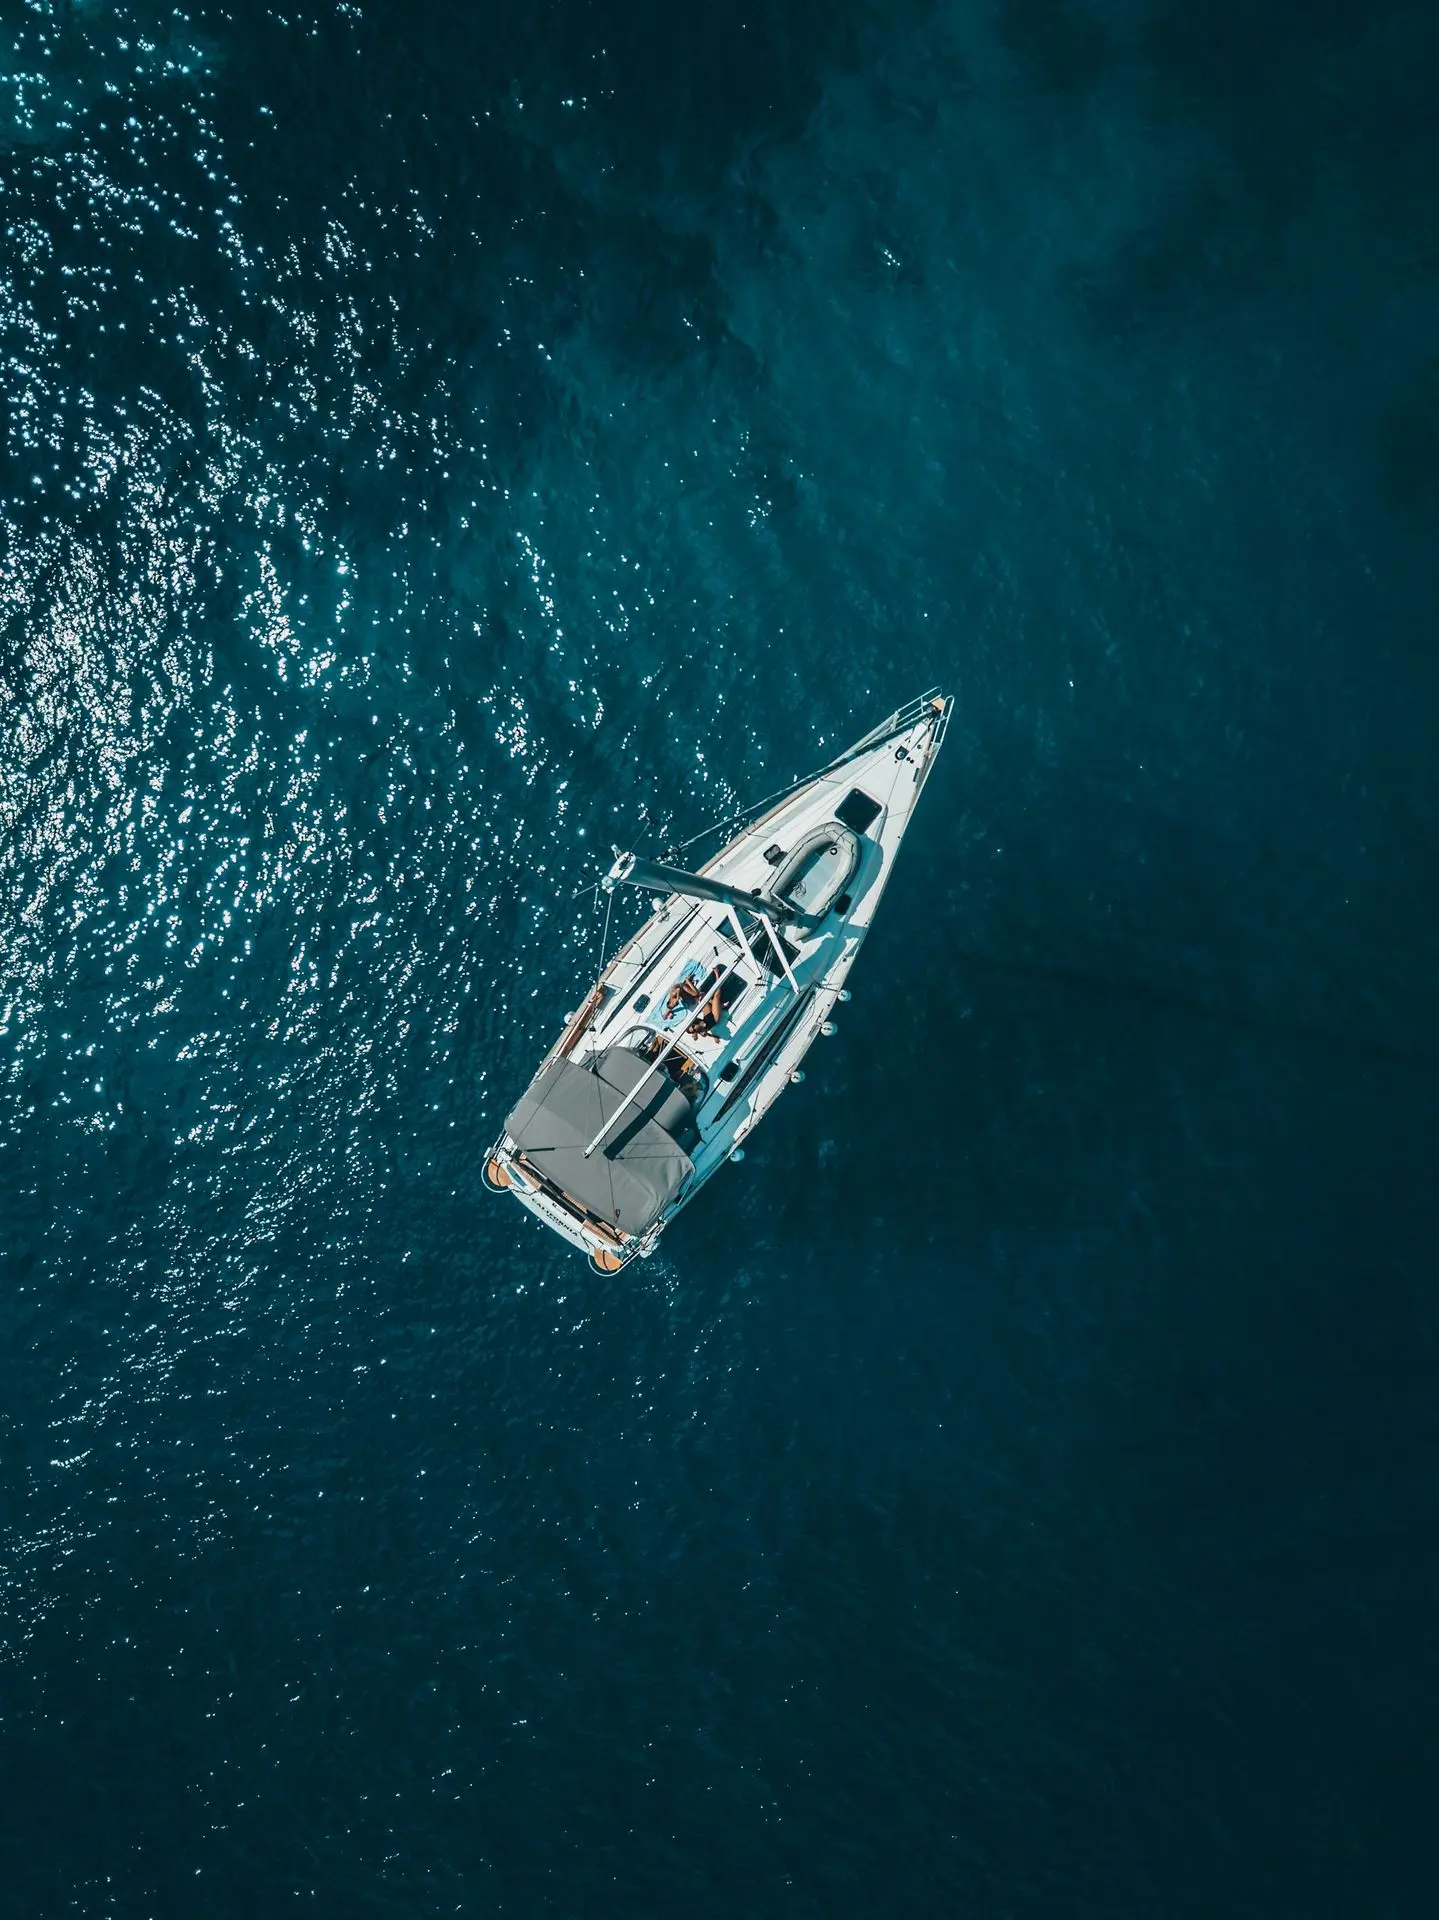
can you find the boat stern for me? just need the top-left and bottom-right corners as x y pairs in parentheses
(484, 1146), (641, 1273)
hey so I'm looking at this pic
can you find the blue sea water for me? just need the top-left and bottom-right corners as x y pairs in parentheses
(3, 1), (1439, 1913)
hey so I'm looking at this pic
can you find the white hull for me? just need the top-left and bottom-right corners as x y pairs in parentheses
(486, 692), (951, 1269)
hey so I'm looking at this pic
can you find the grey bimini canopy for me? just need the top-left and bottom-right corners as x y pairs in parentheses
(504, 1046), (697, 1236)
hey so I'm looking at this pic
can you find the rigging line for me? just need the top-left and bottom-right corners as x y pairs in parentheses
(667, 697), (929, 856)
(598, 873), (615, 970)
(668, 768), (804, 856)
(668, 737), (859, 856)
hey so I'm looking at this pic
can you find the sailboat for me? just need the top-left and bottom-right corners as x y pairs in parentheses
(485, 690), (952, 1270)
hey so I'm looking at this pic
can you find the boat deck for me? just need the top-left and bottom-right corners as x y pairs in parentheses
(488, 692), (951, 1268)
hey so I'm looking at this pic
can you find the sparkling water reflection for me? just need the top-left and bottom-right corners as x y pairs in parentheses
(4, 2), (1439, 1915)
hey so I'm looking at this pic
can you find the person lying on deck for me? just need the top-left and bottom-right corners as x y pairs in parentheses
(663, 962), (714, 1023)
(686, 987), (724, 1035)
(686, 969), (745, 1038)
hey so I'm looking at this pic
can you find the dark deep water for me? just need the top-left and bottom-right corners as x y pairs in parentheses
(4, 1), (1439, 1913)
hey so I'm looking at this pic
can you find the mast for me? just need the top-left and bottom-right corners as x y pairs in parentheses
(602, 849), (805, 924)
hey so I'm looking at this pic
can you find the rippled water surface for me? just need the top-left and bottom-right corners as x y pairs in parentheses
(4, 3), (1439, 1914)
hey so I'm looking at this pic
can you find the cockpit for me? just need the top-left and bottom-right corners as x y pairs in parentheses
(618, 1026), (711, 1106)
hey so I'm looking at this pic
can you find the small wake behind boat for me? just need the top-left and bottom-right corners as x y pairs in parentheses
(485, 690), (952, 1271)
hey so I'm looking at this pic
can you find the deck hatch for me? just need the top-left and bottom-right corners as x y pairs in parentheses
(835, 787), (883, 834)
